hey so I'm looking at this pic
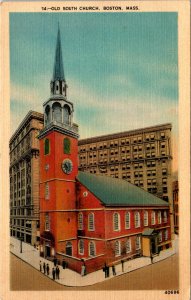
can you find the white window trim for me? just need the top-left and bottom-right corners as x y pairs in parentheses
(115, 240), (121, 257)
(45, 182), (49, 200)
(159, 231), (162, 243)
(88, 213), (95, 231)
(134, 212), (140, 228)
(158, 211), (162, 224)
(164, 211), (167, 223)
(126, 238), (131, 253)
(89, 241), (96, 257)
(151, 211), (156, 225)
(78, 239), (84, 255)
(135, 236), (141, 250)
(125, 212), (130, 229)
(113, 212), (121, 231)
(78, 212), (83, 230)
(144, 211), (148, 226)
(164, 229), (168, 241)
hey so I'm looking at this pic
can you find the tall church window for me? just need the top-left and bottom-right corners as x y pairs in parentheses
(78, 212), (83, 230)
(126, 238), (131, 253)
(151, 211), (156, 225)
(52, 102), (62, 123)
(88, 213), (94, 231)
(78, 240), (84, 255)
(44, 139), (50, 155)
(115, 240), (121, 257)
(89, 241), (96, 256)
(63, 105), (70, 124)
(135, 236), (141, 250)
(125, 212), (130, 229)
(113, 212), (120, 231)
(66, 242), (72, 256)
(144, 211), (148, 226)
(134, 212), (140, 228)
(64, 138), (71, 154)
(45, 214), (50, 231)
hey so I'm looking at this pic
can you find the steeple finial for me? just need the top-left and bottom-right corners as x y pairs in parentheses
(53, 24), (65, 81)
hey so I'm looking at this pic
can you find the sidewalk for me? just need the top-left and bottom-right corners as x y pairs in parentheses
(10, 236), (178, 287)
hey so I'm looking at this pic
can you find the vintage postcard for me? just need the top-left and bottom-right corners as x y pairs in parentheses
(0, 1), (190, 300)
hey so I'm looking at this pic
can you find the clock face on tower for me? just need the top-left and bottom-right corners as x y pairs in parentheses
(61, 159), (73, 174)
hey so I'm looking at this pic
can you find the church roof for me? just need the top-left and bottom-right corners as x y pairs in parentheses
(77, 172), (169, 207)
(53, 25), (65, 81)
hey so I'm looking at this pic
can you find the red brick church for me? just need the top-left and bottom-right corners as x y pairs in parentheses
(38, 27), (172, 274)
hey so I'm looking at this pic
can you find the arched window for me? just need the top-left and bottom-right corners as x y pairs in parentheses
(88, 213), (95, 231)
(78, 240), (84, 255)
(45, 214), (50, 231)
(63, 105), (70, 124)
(89, 241), (96, 256)
(135, 236), (141, 250)
(115, 240), (121, 257)
(163, 211), (167, 223)
(126, 238), (131, 253)
(78, 212), (83, 230)
(45, 105), (50, 125)
(44, 139), (50, 155)
(64, 138), (71, 154)
(134, 212), (140, 228)
(151, 211), (156, 225)
(158, 211), (162, 224)
(125, 212), (130, 229)
(52, 102), (62, 123)
(113, 212), (120, 231)
(144, 211), (148, 226)
(66, 242), (72, 256)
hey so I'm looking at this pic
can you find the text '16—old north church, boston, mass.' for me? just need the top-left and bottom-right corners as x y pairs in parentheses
(10, 26), (174, 274)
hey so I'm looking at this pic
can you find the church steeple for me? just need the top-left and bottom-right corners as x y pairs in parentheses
(53, 25), (65, 81)
(50, 25), (67, 98)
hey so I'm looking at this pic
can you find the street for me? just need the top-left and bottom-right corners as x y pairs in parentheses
(10, 253), (179, 290)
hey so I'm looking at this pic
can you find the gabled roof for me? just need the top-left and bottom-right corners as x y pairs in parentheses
(77, 172), (169, 207)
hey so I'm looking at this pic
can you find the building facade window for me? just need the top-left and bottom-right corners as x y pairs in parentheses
(158, 211), (162, 224)
(45, 214), (50, 231)
(78, 240), (84, 255)
(164, 229), (168, 241)
(45, 183), (49, 200)
(126, 238), (131, 253)
(125, 212), (130, 229)
(115, 240), (121, 257)
(89, 241), (96, 256)
(135, 236), (141, 250)
(64, 138), (71, 154)
(66, 242), (72, 256)
(113, 212), (120, 231)
(144, 211), (148, 226)
(78, 212), (83, 230)
(44, 138), (50, 155)
(134, 212), (140, 228)
(151, 211), (156, 225)
(158, 231), (162, 243)
(88, 213), (95, 231)
(163, 211), (167, 223)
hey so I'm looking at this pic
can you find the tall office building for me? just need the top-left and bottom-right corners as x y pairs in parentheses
(9, 111), (44, 244)
(78, 124), (173, 202)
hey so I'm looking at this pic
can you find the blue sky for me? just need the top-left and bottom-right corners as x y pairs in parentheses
(10, 12), (178, 170)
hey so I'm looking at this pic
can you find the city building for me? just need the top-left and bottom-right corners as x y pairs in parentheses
(10, 111), (44, 244)
(78, 124), (172, 203)
(173, 181), (179, 234)
(38, 27), (172, 274)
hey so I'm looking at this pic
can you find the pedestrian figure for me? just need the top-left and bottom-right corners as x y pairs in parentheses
(43, 262), (46, 274)
(39, 260), (42, 272)
(106, 265), (110, 278)
(121, 260), (124, 272)
(112, 265), (116, 276)
(103, 263), (109, 278)
(81, 264), (86, 276)
(62, 260), (66, 269)
(56, 265), (60, 279)
(52, 267), (55, 280)
(53, 257), (57, 266)
(46, 263), (50, 275)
